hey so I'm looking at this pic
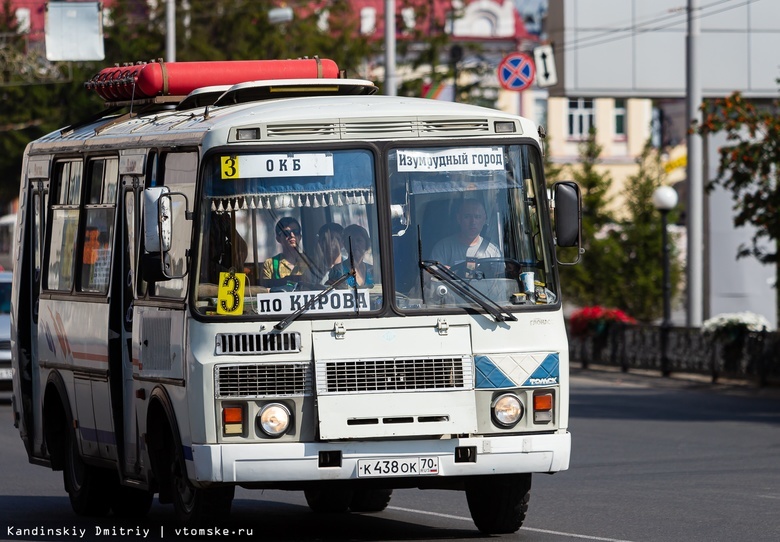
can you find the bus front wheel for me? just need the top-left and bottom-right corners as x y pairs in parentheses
(168, 433), (234, 526)
(465, 473), (531, 534)
(304, 487), (353, 513)
(349, 489), (393, 512)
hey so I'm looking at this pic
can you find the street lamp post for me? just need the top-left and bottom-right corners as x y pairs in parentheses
(653, 186), (679, 377)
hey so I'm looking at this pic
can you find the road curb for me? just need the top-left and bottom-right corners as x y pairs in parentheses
(571, 364), (780, 400)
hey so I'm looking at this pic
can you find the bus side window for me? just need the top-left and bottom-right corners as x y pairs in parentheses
(46, 161), (82, 292)
(78, 158), (117, 294)
(146, 151), (197, 299)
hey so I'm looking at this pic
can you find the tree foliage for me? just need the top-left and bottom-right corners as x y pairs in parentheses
(558, 131), (681, 322)
(611, 142), (681, 321)
(696, 91), (780, 321)
(558, 129), (623, 309)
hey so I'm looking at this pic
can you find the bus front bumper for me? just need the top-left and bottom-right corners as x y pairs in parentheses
(189, 432), (570, 484)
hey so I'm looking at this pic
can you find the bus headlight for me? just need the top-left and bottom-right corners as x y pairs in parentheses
(258, 403), (292, 437)
(491, 393), (523, 428)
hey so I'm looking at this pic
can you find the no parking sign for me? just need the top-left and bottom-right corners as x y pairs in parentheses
(497, 52), (535, 91)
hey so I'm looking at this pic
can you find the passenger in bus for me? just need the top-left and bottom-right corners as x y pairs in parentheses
(328, 224), (374, 288)
(312, 222), (344, 284)
(262, 217), (309, 282)
(430, 198), (500, 266)
(206, 212), (248, 280)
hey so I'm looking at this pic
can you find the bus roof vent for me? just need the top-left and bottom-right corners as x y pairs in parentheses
(265, 121), (340, 139)
(261, 117), (494, 141)
(419, 118), (491, 134)
(215, 331), (302, 355)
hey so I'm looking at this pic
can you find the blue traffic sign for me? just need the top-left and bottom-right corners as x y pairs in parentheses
(498, 52), (535, 91)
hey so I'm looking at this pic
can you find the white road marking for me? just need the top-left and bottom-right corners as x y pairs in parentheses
(388, 506), (636, 541)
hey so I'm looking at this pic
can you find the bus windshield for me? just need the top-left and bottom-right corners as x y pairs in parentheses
(389, 144), (557, 312)
(195, 148), (381, 317)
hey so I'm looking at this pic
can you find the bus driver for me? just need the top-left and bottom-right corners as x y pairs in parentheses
(430, 198), (500, 266)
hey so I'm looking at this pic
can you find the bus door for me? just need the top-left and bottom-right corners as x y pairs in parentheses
(115, 153), (146, 476)
(14, 157), (50, 458)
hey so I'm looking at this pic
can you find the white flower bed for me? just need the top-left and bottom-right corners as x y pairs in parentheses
(701, 311), (771, 334)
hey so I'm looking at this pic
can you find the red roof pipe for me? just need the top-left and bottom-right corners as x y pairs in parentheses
(86, 58), (340, 101)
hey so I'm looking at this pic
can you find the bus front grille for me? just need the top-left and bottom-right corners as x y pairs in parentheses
(215, 363), (312, 398)
(215, 332), (301, 355)
(318, 357), (471, 394)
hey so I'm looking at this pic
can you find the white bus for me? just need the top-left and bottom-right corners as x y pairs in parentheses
(11, 58), (581, 534)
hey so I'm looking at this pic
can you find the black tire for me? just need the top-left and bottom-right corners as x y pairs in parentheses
(169, 432), (234, 526)
(465, 474), (531, 535)
(110, 485), (154, 518)
(304, 487), (354, 513)
(63, 429), (112, 517)
(350, 489), (393, 513)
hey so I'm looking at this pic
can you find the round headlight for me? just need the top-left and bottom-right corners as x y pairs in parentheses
(492, 393), (523, 428)
(258, 403), (291, 437)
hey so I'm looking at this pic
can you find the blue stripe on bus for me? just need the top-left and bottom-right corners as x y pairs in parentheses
(523, 353), (560, 386)
(474, 355), (514, 389)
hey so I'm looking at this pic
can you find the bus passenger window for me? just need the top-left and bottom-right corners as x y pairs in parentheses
(46, 161), (82, 291)
(77, 158), (118, 294)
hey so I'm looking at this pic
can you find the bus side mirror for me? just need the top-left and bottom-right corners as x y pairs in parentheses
(142, 187), (191, 281)
(144, 187), (171, 253)
(391, 204), (409, 236)
(551, 181), (583, 265)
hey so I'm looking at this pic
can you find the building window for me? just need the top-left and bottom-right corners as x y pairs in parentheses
(567, 98), (593, 139)
(614, 99), (626, 139)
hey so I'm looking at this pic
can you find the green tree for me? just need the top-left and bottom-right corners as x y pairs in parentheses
(697, 92), (780, 323)
(559, 132), (681, 322)
(612, 142), (681, 321)
(558, 128), (623, 308)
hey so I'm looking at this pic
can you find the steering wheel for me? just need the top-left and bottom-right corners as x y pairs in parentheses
(449, 257), (527, 280)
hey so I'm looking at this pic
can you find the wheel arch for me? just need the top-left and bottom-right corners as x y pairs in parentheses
(145, 386), (180, 502)
(42, 370), (73, 471)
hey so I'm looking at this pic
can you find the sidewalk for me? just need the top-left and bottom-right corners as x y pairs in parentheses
(571, 363), (780, 400)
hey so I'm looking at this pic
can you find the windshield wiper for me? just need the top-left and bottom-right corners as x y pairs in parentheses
(273, 268), (355, 331)
(419, 260), (517, 322)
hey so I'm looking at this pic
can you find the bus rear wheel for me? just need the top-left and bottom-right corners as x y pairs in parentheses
(110, 485), (154, 518)
(465, 473), (531, 535)
(63, 428), (111, 517)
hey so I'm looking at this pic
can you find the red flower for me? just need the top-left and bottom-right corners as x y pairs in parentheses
(569, 306), (637, 337)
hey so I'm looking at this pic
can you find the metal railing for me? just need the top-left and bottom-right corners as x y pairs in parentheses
(568, 323), (780, 386)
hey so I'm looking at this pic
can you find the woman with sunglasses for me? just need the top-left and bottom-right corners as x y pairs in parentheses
(262, 217), (309, 282)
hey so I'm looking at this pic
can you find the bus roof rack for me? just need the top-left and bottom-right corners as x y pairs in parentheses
(211, 78), (378, 107)
(176, 86), (232, 110)
(85, 58), (341, 103)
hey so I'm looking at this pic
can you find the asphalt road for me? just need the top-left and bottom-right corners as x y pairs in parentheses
(1, 368), (778, 542)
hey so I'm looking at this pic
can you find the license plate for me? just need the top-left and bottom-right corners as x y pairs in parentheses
(0, 368), (12, 380)
(357, 457), (439, 478)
